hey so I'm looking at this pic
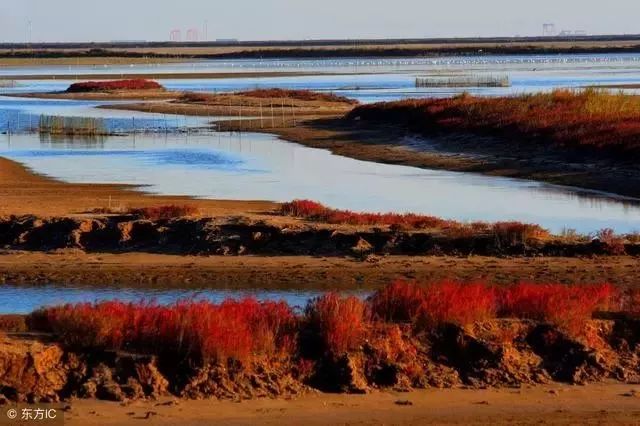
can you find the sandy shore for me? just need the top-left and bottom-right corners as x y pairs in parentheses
(62, 384), (640, 425)
(0, 157), (275, 217)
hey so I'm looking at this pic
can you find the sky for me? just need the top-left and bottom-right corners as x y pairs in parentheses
(1, 0), (639, 43)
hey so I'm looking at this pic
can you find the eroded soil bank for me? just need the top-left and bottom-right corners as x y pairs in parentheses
(1, 318), (639, 405)
(2, 215), (638, 259)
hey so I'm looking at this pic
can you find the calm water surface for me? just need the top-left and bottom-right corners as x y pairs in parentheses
(0, 284), (367, 314)
(1, 131), (639, 234)
(3, 53), (640, 103)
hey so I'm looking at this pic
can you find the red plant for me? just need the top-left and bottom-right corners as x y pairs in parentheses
(370, 280), (498, 327)
(304, 293), (367, 355)
(238, 88), (358, 104)
(499, 283), (617, 333)
(369, 281), (427, 323)
(280, 200), (550, 243)
(66, 79), (163, 93)
(34, 298), (297, 364)
(418, 281), (498, 327)
(128, 205), (198, 220)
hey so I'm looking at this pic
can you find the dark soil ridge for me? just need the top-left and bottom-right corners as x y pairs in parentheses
(1, 318), (638, 403)
(1, 215), (638, 257)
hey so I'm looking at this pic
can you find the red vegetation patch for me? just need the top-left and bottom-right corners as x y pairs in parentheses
(238, 88), (358, 104)
(303, 293), (367, 355)
(128, 205), (198, 220)
(370, 281), (617, 333)
(370, 281), (497, 327)
(178, 89), (358, 105)
(499, 283), (617, 333)
(280, 199), (550, 243)
(30, 281), (623, 365)
(34, 299), (297, 364)
(346, 89), (640, 160)
(66, 79), (163, 93)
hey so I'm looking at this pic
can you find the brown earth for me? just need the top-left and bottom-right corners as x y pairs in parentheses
(0, 157), (274, 218)
(2, 252), (640, 289)
(62, 384), (640, 425)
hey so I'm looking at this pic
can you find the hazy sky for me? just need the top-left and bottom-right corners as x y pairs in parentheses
(1, 0), (639, 42)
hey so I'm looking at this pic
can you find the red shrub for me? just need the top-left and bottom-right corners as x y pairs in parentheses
(369, 281), (427, 323)
(304, 293), (367, 355)
(128, 205), (198, 220)
(34, 298), (297, 364)
(370, 280), (498, 327)
(280, 200), (456, 229)
(66, 79), (163, 93)
(418, 281), (498, 327)
(499, 283), (617, 333)
(239, 88), (358, 104)
(280, 200), (549, 243)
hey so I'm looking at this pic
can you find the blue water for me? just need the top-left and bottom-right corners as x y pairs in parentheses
(0, 96), (211, 133)
(0, 285), (368, 314)
(3, 53), (640, 104)
(2, 132), (640, 234)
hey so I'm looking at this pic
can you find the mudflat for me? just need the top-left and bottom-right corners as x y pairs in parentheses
(0, 157), (274, 217)
(63, 384), (640, 425)
(2, 251), (639, 288)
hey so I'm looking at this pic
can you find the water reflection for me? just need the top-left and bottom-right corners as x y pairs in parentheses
(1, 131), (639, 234)
(0, 284), (368, 314)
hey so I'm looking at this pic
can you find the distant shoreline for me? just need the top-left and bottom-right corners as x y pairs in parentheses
(2, 35), (640, 63)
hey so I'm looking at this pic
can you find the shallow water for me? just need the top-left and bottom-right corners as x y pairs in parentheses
(0, 284), (365, 314)
(2, 131), (640, 234)
(3, 53), (640, 103)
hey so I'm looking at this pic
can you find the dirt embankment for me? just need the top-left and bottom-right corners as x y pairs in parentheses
(1, 318), (639, 405)
(2, 215), (638, 259)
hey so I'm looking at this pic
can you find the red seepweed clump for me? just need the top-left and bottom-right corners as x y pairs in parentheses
(369, 280), (498, 327)
(66, 79), (164, 93)
(279, 200), (550, 243)
(238, 88), (358, 104)
(303, 293), (367, 356)
(34, 298), (298, 364)
(499, 283), (617, 333)
(30, 281), (624, 365)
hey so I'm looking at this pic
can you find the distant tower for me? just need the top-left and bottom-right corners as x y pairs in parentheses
(170, 29), (182, 42)
(203, 20), (209, 41)
(186, 28), (200, 42)
(542, 23), (556, 37)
